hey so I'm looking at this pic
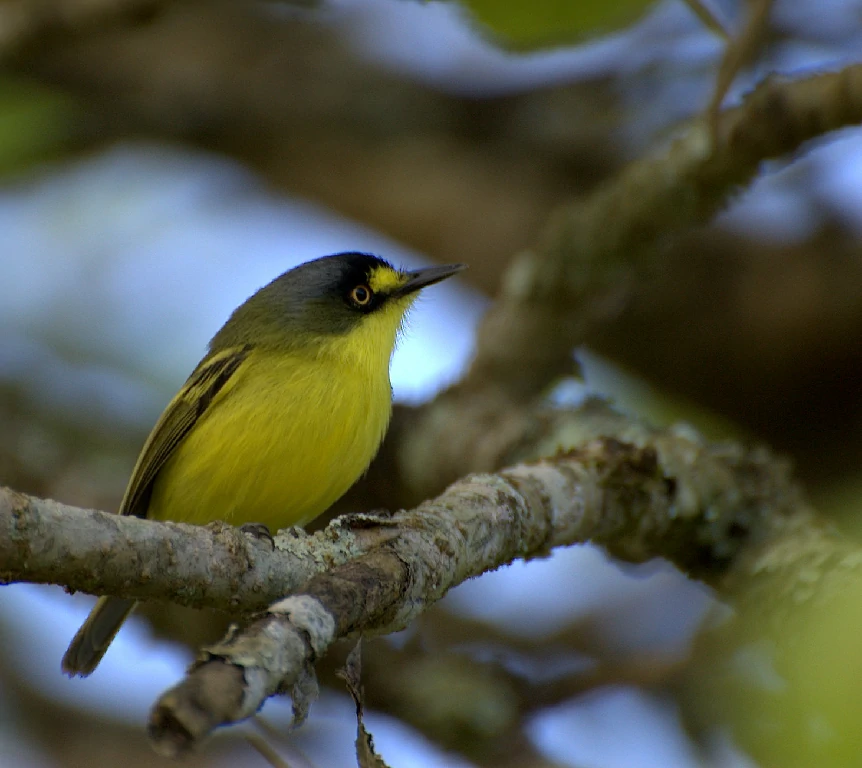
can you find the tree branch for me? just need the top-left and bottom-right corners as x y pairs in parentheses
(461, 63), (862, 398)
(0, 0), (162, 56)
(5, 393), (851, 753)
(143, 429), (830, 754)
(0, 398), (799, 606)
(0, 486), (401, 611)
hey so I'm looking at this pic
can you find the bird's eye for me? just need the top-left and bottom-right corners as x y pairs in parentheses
(350, 284), (373, 307)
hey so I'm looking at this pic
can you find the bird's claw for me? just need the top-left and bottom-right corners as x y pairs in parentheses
(239, 522), (275, 549)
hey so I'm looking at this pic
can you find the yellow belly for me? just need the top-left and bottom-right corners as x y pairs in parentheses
(146, 349), (392, 530)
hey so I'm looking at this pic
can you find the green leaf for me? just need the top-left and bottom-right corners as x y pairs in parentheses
(452, 0), (660, 50)
(0, 77), (80, 178)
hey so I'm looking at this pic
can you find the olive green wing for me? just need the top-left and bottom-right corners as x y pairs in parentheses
(119, 345), (251, 519)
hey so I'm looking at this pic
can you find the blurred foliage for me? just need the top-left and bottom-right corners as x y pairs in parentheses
(684, 573), (862, 767)
(447, 0), (659, 49)
(815, 477), (862, 530)
(0, 77), (80, 178)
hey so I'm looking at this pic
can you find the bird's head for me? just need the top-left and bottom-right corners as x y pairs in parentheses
(211, 252), (465, 359)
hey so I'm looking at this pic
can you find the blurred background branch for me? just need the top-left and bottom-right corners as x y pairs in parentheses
(460, 63), (862, 399)
(7, 0), (619, 293)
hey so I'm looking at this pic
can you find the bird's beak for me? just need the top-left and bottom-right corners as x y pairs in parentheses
(397, 263), (467, 296)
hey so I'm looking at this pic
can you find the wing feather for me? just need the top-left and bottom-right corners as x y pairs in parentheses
(118, 345), (251, 518)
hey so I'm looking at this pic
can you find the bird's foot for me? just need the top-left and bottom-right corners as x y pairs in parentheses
(240, 522), (275, 549)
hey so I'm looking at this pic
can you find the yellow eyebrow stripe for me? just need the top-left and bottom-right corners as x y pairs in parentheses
(368, 265), (406, 293)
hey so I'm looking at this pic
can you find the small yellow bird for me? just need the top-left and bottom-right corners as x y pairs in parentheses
(62, 252), (464, 676)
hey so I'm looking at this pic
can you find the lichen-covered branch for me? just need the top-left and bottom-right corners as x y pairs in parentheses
(2, 399), (857, 753)
(0, 486), (402, 610)
(0, 398), (799, 605)
(146, 429), (823, 754)
(3, 395), (841, 625)
(461, 63), (862, 398)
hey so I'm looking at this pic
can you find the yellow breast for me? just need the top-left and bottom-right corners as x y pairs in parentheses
(146, 342), (393, 530)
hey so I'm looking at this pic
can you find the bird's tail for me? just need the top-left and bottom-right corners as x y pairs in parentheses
(62, 596), (137, 676)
